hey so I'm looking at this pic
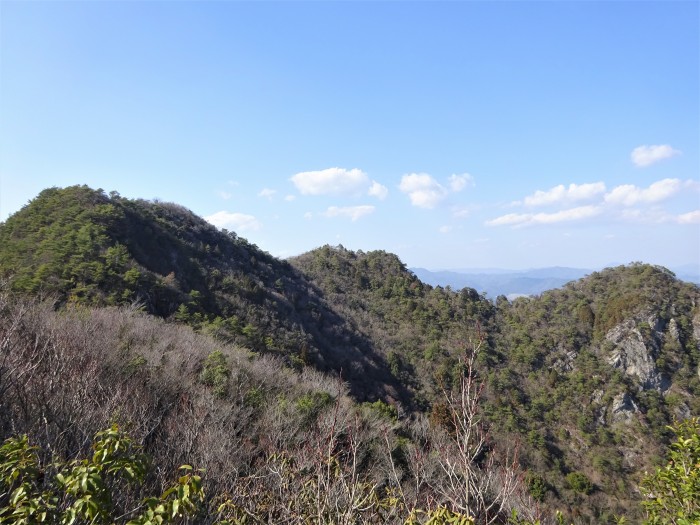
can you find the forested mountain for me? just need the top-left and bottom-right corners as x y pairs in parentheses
(0, 185), (406, 403)
(292, 248), (700, 521)
(1, 185), (699, 524)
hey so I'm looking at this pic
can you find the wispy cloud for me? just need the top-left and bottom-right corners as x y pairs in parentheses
(368, 181), (389, 200)
(217, 191), (233, 200)
(323, 205), (375, 221)
(205, 211), (262, 232)
(631, 144), (681, 167)
(399, 173), (448, 209)
(449, 173), (474, 192)
(615, 207), (700, 225)
(604, 178), (684, 206)
(520, 182), (606, 207)
(676, 210), (700, 224)
(258, 188), (276, 200)
(486, 205), (602, 227)
(284, 195), (296, 202)
(452, 206), (473, 219)
(291, 167), (370, 196)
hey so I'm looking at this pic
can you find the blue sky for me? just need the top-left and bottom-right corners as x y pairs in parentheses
(1, 1), (698, 270)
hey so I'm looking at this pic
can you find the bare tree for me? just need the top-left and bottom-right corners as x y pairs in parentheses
(428, 327), (536, 524)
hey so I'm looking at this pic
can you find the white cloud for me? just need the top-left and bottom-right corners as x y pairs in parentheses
(677, 210), (700, 224)
(303, 212), (313, 220)
(217, 191), (233, 200)
(604, 178), (684, 206)
(323, 205), (375, 221)
(284, 195), (296, 202)
(258, 188), (276, 200)
(521, 182), (606, 207)
(368, 180), (389, 200)
(449, 173), (474, 192)
(609, 204), (700, 225)
(452, 206), (472, 219)
(205, 211), (262, 232)
(399, 173), (448, 208)
(486, 205), (602, 227)
(439, 225), (451, 234)
(486, 213), (531, 227)
(620, 208), (644, 221)
(631, 144), (681, 167)
(291, 167), (369, 196)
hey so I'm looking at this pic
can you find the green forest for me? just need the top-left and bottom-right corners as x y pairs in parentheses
(1, 186), (698, 524)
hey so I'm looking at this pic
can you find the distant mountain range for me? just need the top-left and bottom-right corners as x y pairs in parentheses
(411, 265), (700, 299)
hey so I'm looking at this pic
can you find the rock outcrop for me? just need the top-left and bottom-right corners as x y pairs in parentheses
(611, 391), (639, 423)
(605, 313), (670, 391)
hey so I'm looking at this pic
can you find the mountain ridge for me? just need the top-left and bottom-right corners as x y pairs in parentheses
(411, 264), (700, 299)
(1, 185), (699, 523)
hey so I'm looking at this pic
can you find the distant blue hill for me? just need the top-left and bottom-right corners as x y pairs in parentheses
(410, 264), (700, 299)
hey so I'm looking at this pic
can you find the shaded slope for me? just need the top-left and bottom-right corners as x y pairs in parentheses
(0, 185), (407, 403)
(290, 245), (496, 406)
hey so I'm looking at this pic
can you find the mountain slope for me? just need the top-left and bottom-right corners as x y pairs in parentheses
(2, 186), (700, 523)
(484, 264), (700, 519)
(0, 185), (406, 403)
(290, 245), (495, 406)
(293, 249), (700, 521)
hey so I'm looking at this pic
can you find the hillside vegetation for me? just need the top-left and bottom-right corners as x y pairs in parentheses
(1, 185), (699, 524)
(0, 186), (406, 403)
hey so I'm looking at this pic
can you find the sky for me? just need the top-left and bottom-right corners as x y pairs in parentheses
(1, 1), (698, 271)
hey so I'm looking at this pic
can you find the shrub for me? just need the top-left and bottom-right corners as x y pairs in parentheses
(566, 472), (593, 495)
(295, 391), (334, 420)
(641, 417), (700, 524)
(526, 472), (549, 502)
(200, 350), (230, 398)
(0, 425), (203, 524)
(364, 399), (398, 421)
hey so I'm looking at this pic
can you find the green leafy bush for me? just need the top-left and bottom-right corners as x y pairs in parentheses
(200, 350), (230, 398)
(295, 391), (334, 420)
(0, 425), (203, 524)
(641, 417), (700, 524)
(565, 472), (593, 495)
(526, 473), (549, 502)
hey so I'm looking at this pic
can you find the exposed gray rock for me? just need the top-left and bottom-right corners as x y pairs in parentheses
(552, 350), (577, 372)
(605, 314), (669, 391)
(621, 441), (643, 469)
(611, 392), (639, 423)
(591, 389), (607, 425)
(674, 402), (691, 420)
(591, 389), (604, 403)
(667, 318), (681, 345)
